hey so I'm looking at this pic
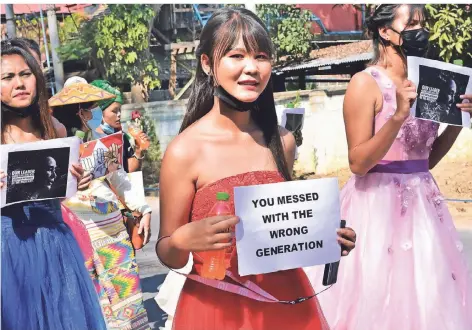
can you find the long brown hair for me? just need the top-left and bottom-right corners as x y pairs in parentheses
(1, 40), (56, 143)
(180, 7), (291, 180)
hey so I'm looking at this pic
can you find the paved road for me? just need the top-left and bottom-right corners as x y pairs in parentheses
(135, 197), (168, 329)
(136, 197), (472, 330)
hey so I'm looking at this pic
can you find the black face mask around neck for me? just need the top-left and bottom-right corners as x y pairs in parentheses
(389, 27), (430, 58)
(1, 100), (39, 118)
(213, 85), (257, 112)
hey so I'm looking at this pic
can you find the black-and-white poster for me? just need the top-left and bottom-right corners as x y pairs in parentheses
(1, 137), (80, 207)
(281, 108), (305, 133)
(408, 56), (472, 127)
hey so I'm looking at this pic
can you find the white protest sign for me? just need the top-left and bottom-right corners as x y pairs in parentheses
(407, 56), (472, 128)
(0, 137), (80, 208)
(234, 177), (341, 276)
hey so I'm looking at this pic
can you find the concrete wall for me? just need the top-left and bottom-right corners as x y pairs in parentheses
(122, 89), (471, 176)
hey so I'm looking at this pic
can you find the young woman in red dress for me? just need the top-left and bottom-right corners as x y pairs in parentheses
(156, 8), (356, 330)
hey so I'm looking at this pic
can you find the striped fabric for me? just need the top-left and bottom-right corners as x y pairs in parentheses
(64, 169), (150, 330)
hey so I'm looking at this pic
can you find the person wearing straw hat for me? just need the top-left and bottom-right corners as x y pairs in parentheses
(51, 77), (153, 330)
(50, 76), (115, 142)
(90, 79), (150, 173)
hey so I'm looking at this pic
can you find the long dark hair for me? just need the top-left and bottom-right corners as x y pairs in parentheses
(179, 7), (291, 180)
(1, 40), (56, 143)
(9, 38), (41, 59)
(365, 4), (425, 65)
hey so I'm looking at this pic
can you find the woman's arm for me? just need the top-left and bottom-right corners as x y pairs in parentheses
(429, 94), (472, 169)
(126, 132), (150, 173)
(156, 135), (237, 269)
(343, 73), (414, 176)
(52, 116), (67, 138)
(106, 168), (151, 215)
(127, 148), (144, 173)
(428, 126), (462, 169)
(279, 126), (297, 173)
(156, 137), (200, 269)
(124, 135), (143, 173)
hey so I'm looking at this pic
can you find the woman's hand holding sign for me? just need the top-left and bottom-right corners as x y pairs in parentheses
(0, 169), (6, 190)
(170, 215), (239, 252)
(337, 225), (356, 256)
(394, 79), (418, 122)
(69, 163), (93, 191)
(457, 94), (472, 113)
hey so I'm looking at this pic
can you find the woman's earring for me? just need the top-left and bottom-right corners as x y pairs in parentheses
(207, 72), (213, 85)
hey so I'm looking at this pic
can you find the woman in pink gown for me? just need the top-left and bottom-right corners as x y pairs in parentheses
(305, 5), (472, 330)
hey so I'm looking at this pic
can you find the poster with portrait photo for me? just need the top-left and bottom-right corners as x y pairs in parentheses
(1, 137), (80, 208)
(408, 56), (472, 127)
(281, 108), (305, 133)
(281, 108), (305, 160)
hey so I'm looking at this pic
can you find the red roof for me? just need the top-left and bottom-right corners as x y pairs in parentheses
(1, 4), (91, 15)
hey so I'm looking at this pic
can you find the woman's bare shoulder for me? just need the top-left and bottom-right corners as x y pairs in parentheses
(163, 123), (202, 165)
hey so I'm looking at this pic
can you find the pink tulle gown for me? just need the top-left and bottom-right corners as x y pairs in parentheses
(305, 66), (472, 330)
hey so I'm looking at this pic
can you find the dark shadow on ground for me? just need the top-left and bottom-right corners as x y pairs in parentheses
(141, 274), (167, 293)
(140, 273), (168, 329)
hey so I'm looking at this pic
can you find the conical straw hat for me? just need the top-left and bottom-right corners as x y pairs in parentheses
(49, 82), (116, 107)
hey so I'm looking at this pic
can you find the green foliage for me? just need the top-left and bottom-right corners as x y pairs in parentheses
(136, 114), (162, 186)
(57, 39), (92, 61)
(91, 5), (160, 90)
(256, 5), (314, 61)
(286, 91), (302, 108)
(14, 17), (42, 45)
(58, 13), (83, 43)
(56, 14), (92, 61)
(58, 4), (160, 92)
(426, 4), (472, 64)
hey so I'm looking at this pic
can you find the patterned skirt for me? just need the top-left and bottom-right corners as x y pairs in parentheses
(62, 204), (150, 330)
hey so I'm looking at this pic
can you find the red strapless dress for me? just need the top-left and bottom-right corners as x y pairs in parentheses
(173, 171), (329, 330)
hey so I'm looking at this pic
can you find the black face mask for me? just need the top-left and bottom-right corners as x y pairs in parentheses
(214, 85), (257, 112)
(390, 27), (430, 58)
(1, 100), (39, 118)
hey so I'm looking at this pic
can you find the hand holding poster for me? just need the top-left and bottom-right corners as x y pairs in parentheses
(79, 132), (124, 179)
(0, 137), (80, 208)
(234, 178), (341, 276)
(407, 56), (472, 127)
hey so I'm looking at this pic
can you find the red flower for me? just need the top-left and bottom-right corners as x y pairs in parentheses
(131, 110), (141, 120)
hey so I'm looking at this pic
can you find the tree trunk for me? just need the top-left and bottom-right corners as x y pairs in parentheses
(131, 83), (147, 104)
(169, 53), (177, 99)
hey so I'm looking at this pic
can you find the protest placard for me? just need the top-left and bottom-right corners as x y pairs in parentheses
(79, 132), (124, 179)
(234, 177), (341, 276)
(1, 137), (80, 207)
(281, 108), (305, 133)
(408, 56), (472, 128)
